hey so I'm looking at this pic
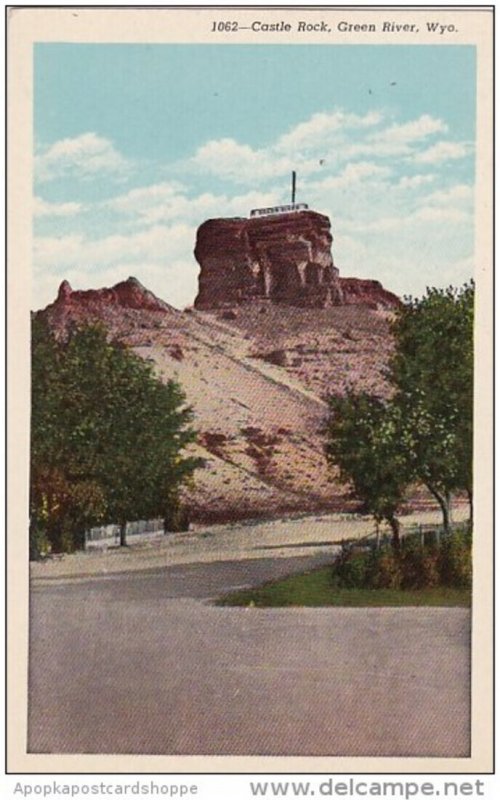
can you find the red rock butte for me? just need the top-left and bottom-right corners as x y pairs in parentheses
(194, 210), (399, 311)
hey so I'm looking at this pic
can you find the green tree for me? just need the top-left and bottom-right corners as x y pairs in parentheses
(30, 319), (200, 552)
(325, 394), (410, 548)
(389, 282), (474, 529)
(324, 282), (473, 543)
(30, 317), (108, 553)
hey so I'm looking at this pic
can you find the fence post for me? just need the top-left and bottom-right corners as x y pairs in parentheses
(420, 524), (424, 547)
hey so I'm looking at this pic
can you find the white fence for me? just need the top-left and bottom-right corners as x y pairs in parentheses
(341, 519), (471, 554)
(85, 518), (165, 547)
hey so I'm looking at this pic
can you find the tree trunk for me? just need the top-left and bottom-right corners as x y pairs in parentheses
(387, 514), (401, 550)
(426, 485), (452, 534)
(119, 520), (127, 547)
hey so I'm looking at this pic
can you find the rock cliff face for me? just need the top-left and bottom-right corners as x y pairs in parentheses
(194, 210), (399, 311)
(194, 211), (343, 309)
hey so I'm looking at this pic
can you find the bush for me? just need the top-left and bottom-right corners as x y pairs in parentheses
(29, 525), (52, 561)
(368, 547), (403, 589)
(58, 527), (84, 554)
(439, 532), (472, 588)
(401, 540), (440, 589)
(334, 546), (405, 590)
(333, 549), (370, 588)
(331, 528), (472, 592)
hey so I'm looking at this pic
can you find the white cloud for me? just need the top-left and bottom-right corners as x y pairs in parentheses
(309, 162), (391, 193)
(413, 206), (469, 225)
(335, 207), (473, 299)
(414, 140), (469, 164)
(190, 110), (387, 185)
(32, 105), (475, 310)
(372, 114), (447, 145)
(106, 181), (185, 215)
(33, 223), (200, 311)
(422, 184), (473, 207)
(340, 203), (470, 235)
(334, 175), (473, 237)
(105, 182), (278, 226)
(397, 175), (435, 190)
(341, 115), (449, 162)
(186, 110), (462, 190)
(276, 109), (382, 152)
(35, 223), (194, 269)
(34, 196), (83, 217)
(190, 138), (305, 185)
(34, 233), (85, 266)
(36, 132), (130, 183)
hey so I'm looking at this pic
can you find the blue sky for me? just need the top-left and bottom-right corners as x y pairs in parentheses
(34, 44), (476, 309)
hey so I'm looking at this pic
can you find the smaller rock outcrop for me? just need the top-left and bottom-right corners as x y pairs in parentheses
(37, 277), (178, 338)
(339, 278), (401, 309)
(55, 276), (172, 312)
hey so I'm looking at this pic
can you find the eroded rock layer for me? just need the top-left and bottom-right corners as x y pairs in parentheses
(339, 278), (400, 309)
(194, 211), (343, 309)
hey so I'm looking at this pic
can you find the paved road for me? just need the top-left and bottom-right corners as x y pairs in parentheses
(29, 556), (471, 757)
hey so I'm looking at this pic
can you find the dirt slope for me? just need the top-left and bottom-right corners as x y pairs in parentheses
(37, 278), (398, 521)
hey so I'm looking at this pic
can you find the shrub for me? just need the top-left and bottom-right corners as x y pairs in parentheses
(439, 532), (472, 589)
(59, 527), (82, 554)
(401, 540), (440, 589)
(331, 528), (472, 592)
(29, 525), (52, 561)
(368, 547), (403, 589)
(333, 549), (370, 588)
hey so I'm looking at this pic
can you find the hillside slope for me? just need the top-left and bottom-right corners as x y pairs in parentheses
(37, 278), (395, 522)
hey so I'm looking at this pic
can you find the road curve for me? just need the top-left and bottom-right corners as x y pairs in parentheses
(29, 556), (471, 757)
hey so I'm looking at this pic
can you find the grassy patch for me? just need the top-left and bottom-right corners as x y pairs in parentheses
(217, 566), (471, 608)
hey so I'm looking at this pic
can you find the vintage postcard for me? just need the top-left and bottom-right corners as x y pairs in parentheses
(6, 5), (494, 777)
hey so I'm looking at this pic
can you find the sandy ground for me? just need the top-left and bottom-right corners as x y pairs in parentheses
(30, 507), (468, 584)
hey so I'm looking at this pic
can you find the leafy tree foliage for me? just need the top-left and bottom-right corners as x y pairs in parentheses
(389, 283), (474, 529)
(326, 394), (410, 548)
(325, 282), (474, 539)
(30, 319), (200, 553)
